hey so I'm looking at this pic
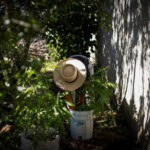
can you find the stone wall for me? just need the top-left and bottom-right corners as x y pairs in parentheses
(97, 0), (150, 149)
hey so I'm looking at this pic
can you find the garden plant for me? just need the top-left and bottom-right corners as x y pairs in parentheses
(0, 0), (111, 149)
(15, 58), (71, 150)
(74, 66), (116, 115)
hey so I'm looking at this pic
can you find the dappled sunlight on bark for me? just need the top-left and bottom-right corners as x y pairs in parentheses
(98, 0), (150, 149)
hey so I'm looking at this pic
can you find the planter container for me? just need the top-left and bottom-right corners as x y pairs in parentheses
(21, 129), (60, 150)
(70, 110), (93, 140)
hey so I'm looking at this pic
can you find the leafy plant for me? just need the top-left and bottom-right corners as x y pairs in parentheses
(0, 1), (112, 148)
(15, 58), (71, 143)
(45, 0), (111, 58)
(0, 34), (31, 149)
(74, 66), (116, 115)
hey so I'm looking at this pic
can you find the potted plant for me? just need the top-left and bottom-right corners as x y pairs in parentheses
(15, 58), (71, 150)
(67, 66), (116, 140)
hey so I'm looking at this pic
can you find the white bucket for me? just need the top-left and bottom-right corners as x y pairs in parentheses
(21, 128), (60, 150)
(70, 110), (93, 140)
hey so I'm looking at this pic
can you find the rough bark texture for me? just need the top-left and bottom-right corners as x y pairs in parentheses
(97, 0), (150, 149)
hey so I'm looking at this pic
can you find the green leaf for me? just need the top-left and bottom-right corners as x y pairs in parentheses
(65, 100), (75, 107)
(62, 107), (69, 113)
(24, 87), (34, 94)
(0, 93), (3, 97)
(15, 105), (20, 112)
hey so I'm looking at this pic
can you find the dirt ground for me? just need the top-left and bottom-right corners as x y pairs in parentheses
(59, 114), (140, 150)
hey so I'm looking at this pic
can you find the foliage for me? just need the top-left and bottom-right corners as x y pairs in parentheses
(45, 0), (111, 58)
(0, 0), (111, 61)
(0, 34), (27, 149)
(0, 56), (71, 149)
(0, 1), (41, 129)
(15, 58), (71, 142)
(0, 0), (111, 149)
(75, 66), (116, 115)
(45, 1), (97, 57)
(46, 41), (62, 62)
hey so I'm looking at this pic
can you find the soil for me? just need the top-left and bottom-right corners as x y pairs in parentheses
(59, 114), (140, 150)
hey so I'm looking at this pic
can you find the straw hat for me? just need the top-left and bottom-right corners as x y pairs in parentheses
(53, 58), (87, 91)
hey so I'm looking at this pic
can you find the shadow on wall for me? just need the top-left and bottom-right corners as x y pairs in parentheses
(97, 0), (150, 149)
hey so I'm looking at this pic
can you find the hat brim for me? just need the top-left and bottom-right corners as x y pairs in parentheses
(53, 58), (87, 91)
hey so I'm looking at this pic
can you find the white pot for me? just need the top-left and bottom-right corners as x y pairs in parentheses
(21, 129), (60, 150)
(70, 110), (93, 140)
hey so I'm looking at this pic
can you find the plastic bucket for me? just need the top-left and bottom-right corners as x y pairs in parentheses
(21, 135), (59, 150)
(70, 110), (93, 140)
(21, 128), (60, 150)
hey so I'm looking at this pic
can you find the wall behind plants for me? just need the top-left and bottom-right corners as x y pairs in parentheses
(97, 0), (150, 149)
